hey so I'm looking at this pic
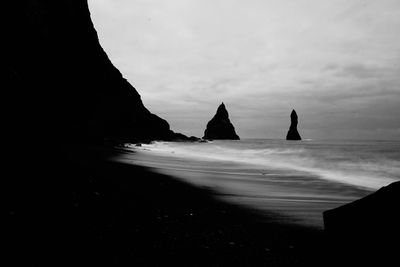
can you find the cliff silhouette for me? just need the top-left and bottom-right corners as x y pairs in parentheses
(7, 1), (191, 144)
(6, 2), (197, 264)
(286, 110), (302, 140)
(203, 103), (240, 140)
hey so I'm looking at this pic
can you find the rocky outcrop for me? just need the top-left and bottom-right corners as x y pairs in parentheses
(203, 103), (240, 140)
(286, 110), (302, 140)
(324, 181), (400, 235)
(7, 2), (200, 265)
(323, 181), (400, 263)
(7, 1), (191, 144)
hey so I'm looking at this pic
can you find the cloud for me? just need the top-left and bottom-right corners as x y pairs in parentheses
(335, 64), (399, 80)
(88, 0), (400, 139)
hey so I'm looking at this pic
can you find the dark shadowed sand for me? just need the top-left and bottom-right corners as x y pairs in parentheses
(66, 145), (347, 266)
(113, 146), (370, 229)
(6, 144), (378, 266)
(6, 144), (375, 266)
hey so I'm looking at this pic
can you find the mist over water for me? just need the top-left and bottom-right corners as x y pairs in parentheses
(136, 139), (400, 190)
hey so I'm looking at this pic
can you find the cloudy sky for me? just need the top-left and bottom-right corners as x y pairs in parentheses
(88, 0), (400, 139)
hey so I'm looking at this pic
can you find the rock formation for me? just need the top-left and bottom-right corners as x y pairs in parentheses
(6, 2), (198, 265)
(203, 103), (240, 140)
(7, 1), (193, 144)
(324, 181), (400, 235)
(323, 181), (400, 264)
(286, 110), (302, 140)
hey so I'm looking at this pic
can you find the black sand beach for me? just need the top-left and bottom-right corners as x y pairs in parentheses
(6, 145), (397, 266)
(67, 146), (329, 266)
(114, 144), (373, 229)
(8, 2), (399, 265)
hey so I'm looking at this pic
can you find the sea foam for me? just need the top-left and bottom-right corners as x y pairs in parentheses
(131, 139), (400, 190)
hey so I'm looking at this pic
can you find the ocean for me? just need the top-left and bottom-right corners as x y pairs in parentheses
(115, 139), (400, 228)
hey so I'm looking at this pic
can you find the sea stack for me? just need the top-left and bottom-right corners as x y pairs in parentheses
(203, 103), (240, 140)
(286, 109), (302, 140)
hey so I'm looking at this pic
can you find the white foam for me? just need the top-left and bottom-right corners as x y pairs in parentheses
(127, 141), (400, 190)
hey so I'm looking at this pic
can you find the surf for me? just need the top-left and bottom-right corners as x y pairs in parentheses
(129, 139), (400, 190)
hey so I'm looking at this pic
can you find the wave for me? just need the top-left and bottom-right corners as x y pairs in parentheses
(130, 140), (400, 190)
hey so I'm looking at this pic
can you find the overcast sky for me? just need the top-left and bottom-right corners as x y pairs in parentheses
(88, 0), (400, 140)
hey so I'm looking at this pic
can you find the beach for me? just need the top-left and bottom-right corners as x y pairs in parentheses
(9, 1), (400, 265)
(115, 139), (400, 229)
(65, 145), (332, 266)
(113, 150), (362, 229)
(66, 139), (399, 266)
(6, 142), (397, 266)
(82, 138), (399, 266)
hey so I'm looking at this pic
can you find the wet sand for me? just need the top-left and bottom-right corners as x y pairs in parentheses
(67, 146), (333, 266)
(113, 147), (371, 229)
(6, 145), (371, 266)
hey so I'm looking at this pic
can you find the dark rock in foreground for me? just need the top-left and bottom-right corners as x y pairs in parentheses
(324, 181), (400, 235)
(203, 103), (240, 140)
(323, 181), (400, 264)
(286, 110), (302, 140)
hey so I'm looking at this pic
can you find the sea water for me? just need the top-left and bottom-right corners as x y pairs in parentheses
(119, 139), (400, 227)
(134, 139), (400, 190)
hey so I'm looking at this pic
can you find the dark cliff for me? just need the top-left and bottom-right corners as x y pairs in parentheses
(203, 103), (240, 140)
(286, 110), (302, 140)
(7, 1), (188, 144)
(6, 1), (195, 265)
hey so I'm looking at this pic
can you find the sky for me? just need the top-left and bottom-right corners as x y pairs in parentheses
(88, 0), (400, 140)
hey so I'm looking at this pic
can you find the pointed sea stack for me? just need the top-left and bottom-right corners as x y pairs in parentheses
(203, 103), (240, 140)
(286, 109), (302, 140)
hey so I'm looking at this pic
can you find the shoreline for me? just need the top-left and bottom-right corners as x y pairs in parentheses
(112, 145), (371, 229)
(7, 144), (396, 266)
(69, 145), (329, 266)
(126, 139), (398, 191)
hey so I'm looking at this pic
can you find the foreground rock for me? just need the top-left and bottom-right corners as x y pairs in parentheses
(323, 181), (400, 264)
(323, 181), (400, 233)
(203, 103), (240, 140)
(286, 110), (302, 140)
